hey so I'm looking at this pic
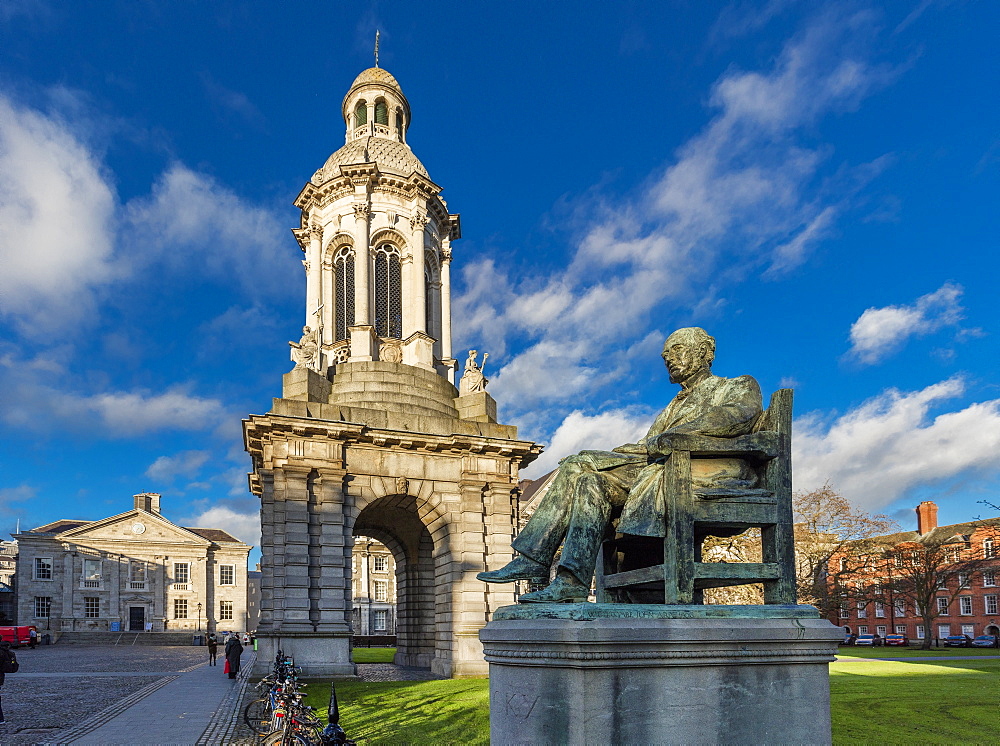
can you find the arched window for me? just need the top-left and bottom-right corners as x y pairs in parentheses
(424, 250), (439, 339)
(395, 110), (403, 133)
(375, 100), (389, 125)
(333, 246), (355, 342)
(374, 244), (402, 339)
(355, 101), (367, 127)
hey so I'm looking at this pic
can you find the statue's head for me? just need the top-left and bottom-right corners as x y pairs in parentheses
(662, 327), (715, 384)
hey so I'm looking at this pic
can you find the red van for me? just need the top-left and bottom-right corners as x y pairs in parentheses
(0, 626), (37, 647)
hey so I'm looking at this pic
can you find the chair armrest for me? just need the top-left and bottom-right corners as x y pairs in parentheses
(665, 431), (781, 460)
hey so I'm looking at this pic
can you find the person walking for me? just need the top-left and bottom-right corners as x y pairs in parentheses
(0, 640), (18, 724)
(28, 628), (37, 649)
(206, 632), (218, 666)
(224, 632), (243, 679)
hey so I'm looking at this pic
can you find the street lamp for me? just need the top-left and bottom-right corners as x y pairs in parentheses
(197, 602), (202, 632)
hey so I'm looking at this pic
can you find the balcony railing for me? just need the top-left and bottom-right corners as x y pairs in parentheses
(81, 580), (102, 589)
(172, 583), (191, 591)
(129, 581), (147, 590)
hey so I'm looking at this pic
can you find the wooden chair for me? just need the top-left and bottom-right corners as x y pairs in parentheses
(596, 389), (796, 605)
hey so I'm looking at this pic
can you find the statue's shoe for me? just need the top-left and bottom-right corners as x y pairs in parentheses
(518, 576), (589, 603)
(477, 556), (548, 584)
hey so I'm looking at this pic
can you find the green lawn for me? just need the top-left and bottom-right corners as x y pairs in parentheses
(352, 647), (397, 664)
(302, 655), (1000, 745)
(830, 657), (1000, 744)
(836, 645), (1000, 658)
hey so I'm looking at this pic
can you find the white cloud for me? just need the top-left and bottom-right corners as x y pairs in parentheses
(185, 506), (260, 548)
(0, 94), (119, 332)
(145, 450), (211, 483)
(794, 378), (1000, 511)
(457, 12), (893, 421)
(847, 282), (966, 365)
(523, 408), (653, 479)
(123, 163), (293, 296)
(0, 353), (229, 436)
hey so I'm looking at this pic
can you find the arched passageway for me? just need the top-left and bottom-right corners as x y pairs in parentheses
(354, 494), (439, 668)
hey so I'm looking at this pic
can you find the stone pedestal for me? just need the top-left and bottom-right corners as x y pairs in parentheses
(282, 367), (332, 402)
(455, 391), (497, 423)
(480, 604), (842, 745)
(254, 631), (356, 679)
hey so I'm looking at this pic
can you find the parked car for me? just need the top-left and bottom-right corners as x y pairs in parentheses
(971, 634), (999, 648)
(944, 634), (973, 647)
(842, 633), (858, 646)
(884, 634), (909, 646)
(854, 633), (883, 646)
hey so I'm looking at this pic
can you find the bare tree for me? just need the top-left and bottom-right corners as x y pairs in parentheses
(793, 484), (898, 620)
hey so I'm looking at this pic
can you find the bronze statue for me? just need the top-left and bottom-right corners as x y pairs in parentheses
(478, 327), (763, 602)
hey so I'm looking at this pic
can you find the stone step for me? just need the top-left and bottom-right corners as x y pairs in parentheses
(53, 631), (201, 646)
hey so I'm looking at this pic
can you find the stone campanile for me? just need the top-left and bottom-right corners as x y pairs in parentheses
(292, 65), (457, 381)
(244, 63), (540, 678)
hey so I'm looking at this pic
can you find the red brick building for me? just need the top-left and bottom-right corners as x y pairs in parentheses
(832, 501), (1000, 642)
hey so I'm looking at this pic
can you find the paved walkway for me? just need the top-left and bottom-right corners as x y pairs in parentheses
(58, 653), (255, 745)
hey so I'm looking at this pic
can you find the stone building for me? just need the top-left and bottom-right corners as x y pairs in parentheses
(15, 493), (251, 633)
(0, 540), (16, 623)
(352, 538), (397, 636)
(244, 63), (540, 678)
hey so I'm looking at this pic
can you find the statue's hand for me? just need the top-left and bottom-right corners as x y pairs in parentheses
(612, 442), (647, 455)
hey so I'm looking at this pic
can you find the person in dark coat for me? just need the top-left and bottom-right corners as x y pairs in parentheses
(224, 633), (243, 679)
(206, 632), (218, 666)
(0, 641), (16, 724)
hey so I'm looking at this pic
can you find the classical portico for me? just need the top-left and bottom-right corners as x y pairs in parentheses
(246, 64), (540, 678)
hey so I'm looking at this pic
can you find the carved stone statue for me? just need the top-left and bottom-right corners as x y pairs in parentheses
(459, 349), (489, 396)
(478, 327), (763, 602)
(290, 326), (320, 371)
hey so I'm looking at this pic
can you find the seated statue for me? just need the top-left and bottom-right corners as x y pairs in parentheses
(478, 327), (763, 602)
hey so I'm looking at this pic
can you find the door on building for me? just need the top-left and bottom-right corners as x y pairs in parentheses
(129, 606), (145, 631)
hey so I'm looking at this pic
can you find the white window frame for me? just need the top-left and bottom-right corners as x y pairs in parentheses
(839, 605), (849, 619)
(81, 558), (102, 589)
(985, 595), (998, 615)
(219, 564), (235, 586)
(984, 571), (996, 587)
(84, 596), (100, 618)
(858, 625), (869, 634)
(374, 580), (388, 602)
(876, 625), (887, 637)
(916, 625), (925, 639)
(373, 609), (387, 632)
(856, 600), (867, 618)
(984, 538), (995, 559)
(173, 562), (190, 590)
(174, 598), (188, 619)
(220, 600), (234, 621)
(894, 599), (906, 617)
(961, 624), (975, 637)
(895, 625), (907, 635)
(936, 597), (949, 614)
(959, 596), (973, 616)
(875, 602), (885, 618)
(33, 557), (53, 581)
(938, 624), (951, 638)
(373, 555), (388, 573)
(34, 596), (52, 618)
(958, 572), (970, 588)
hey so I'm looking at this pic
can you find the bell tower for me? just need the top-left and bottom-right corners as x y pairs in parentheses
(245, 63), (540, 679)
(292, 65), (458, 381)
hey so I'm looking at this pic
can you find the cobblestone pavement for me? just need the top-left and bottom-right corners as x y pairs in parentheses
(0, 644), (225, 744)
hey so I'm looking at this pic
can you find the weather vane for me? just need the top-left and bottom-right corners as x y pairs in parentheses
(374, 30), (380, 68)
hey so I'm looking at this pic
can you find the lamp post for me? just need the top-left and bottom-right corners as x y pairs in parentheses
(197, 602), (202, 632)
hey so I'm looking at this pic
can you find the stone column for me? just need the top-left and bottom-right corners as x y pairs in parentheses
(273, 465), (314, 631)
(440, 244), (455, 384)
(407, 212), (428, 337)
(110, 553), (121, 629)
(352, 204), (371, 325)
(256, 470), (276, 632)
(61, 548), (75, 630)
(306, 222), (323, 332)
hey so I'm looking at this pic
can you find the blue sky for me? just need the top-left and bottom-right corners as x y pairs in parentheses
(1, 1), (998, 566)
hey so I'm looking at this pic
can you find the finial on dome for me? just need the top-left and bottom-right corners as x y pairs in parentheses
(374, 30), (380, 68)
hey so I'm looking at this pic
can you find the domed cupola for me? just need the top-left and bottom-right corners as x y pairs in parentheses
(291, 62), (462, 387)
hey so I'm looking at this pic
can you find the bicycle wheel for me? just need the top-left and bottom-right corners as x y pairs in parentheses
(260, 729), (311, 745)
(244, 697), (273, 735)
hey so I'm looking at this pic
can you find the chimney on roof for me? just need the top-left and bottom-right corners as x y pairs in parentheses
(916, 501), (938, 535)
(134, 492), (161, 515)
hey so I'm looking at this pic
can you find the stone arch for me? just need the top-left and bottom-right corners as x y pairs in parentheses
(352, 491), (452, 669)
(986, 624), (999, 636)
